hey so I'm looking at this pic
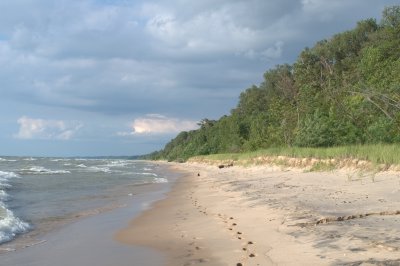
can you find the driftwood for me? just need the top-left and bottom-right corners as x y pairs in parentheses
(218, 162), (234, 169)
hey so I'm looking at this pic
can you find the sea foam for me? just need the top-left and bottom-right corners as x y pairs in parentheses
(0, 171), (20, 179)
(153, 177), (168, 183)
(19, 166), (71, 175)
(0, 171), (19, 189)
(103, 160), (130, 168)
(0, 158), (17, 162)
(87, 166), (111, 173)
(135, 172), (158, 177)
(0, 171), (30, 244)
(0, 207), (30, 244)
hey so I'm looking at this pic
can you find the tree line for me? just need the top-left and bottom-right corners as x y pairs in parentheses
(146, 6), (400, 161)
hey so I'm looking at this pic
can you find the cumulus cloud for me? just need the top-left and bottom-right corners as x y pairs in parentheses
(0, 0), (395, 121)
(118, 114), (198, 136)
(0, 0), (398, 156)
(14, 116), (83, 140)
(142, 1), (280, 59)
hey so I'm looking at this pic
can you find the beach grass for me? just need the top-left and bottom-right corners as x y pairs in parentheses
(191, 144), (400, 166)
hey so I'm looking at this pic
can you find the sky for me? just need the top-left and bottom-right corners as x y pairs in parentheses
(0, 0), (398, 157)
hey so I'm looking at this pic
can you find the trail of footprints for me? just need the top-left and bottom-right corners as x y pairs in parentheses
(188, 175), (258, 266)
(221, 215), (257, 265)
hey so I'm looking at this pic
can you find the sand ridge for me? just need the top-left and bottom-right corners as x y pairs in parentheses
(116, 162), (400, 265)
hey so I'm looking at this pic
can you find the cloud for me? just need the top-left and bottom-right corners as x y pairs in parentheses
(143, 2), (274, 59)
(0, 0), (395, 122)
(14, 116), (83, 140)
(118, 114), (198, 136)
(0, 0), (398, 156)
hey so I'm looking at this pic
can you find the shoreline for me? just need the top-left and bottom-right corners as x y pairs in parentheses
(0, 162), (176, 266)
(116, 164), (224, 265)
(116, 162), (400, 265)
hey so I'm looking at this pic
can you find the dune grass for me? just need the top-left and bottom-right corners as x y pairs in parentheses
(192, 144), (400, 166)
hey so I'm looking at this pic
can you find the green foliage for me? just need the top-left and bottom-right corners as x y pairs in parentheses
(295, 109), (335, 147)
(147, 6), (400, 162)
(381, 6), (400, 28)
(194, 144), (400, 166)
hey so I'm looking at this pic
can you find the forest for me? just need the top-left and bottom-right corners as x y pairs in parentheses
(147, 6), (400, 162)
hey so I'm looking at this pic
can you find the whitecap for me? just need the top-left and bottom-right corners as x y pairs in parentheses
(0, 158), (17, 162)
(0, 190), (9, 201)
(77, 164), (87, 168)
(102, 160), (131, 168)
(0, 172), (17, 200)
(23, 158), (36, 161)
(153, 177), (168, 183)
(133, 172), (158, 177)
(19, 166), (70, 175)
(52, 158), (71, 162)
(0, 171), (20, 179)
(0, 207), (30, 244)
(87, 166), (111, 173)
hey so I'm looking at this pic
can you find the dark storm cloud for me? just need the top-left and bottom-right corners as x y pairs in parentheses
(0, 0), (399, 154)
(1, 0), (396, 118)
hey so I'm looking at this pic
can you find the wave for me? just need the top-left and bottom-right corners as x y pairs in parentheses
(0, 183), (11, 189)
(0, 190), (9, 201)
(101, 160), (131, 168)
(87, 166), (111, 173)
(77, 164), (87, 168)
(23, 158), (37, 161)
(19, 166), (71, 175)
(134, 172), (158, 177)
(0, 171), (30, 244)
(0, 171), (19, 189)
(0, 206), (30, 244)
(0, 171), (20, 179)
(153, 177), (168, 183)
(0, 158), (17, 162)
(50, 159), (70, 162)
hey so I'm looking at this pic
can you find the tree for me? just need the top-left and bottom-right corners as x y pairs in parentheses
(381, 6), (400, 28)
(146, 6), (400, 161)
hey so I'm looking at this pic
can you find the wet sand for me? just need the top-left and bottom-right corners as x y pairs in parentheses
(116, 162), (400, 265)
(1, 183), (169, 266)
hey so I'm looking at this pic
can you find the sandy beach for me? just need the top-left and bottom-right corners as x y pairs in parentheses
(116, 162), (400, 265)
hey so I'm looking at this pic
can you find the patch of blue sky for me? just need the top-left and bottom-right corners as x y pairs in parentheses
(0, 34), (8, 41)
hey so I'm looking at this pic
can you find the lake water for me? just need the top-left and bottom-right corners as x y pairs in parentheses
(0, 156), (170, 253)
